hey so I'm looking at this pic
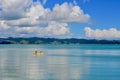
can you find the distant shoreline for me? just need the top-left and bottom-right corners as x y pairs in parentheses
(0, 37), (120, 44)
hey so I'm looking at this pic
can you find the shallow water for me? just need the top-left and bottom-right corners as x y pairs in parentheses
(0, 44), (120, 80)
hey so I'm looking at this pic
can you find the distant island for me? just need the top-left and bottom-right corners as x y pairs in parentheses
(0, 37), (120, 44)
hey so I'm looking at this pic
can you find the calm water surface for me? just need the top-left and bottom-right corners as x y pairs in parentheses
(0, 44), (120, 80)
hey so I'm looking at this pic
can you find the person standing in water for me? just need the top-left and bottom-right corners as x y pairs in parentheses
(33, 51), (44, 56)
(33, 51), (37, 56)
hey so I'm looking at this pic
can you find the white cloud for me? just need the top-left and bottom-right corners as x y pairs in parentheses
(11, 22), (71, 38)
(85, 27), (120, 39)
(0, 21), (71, 38)
(0, 21), (10, 29)
(51, 2), (90, 23)
(0, 0), (90, 38)
(0, 0), (31, 20)
(26, 2), (50, 20)
(26, 2), (90, 23)
(45, 22), (70, 36)
(5, 18), (40, 27)
(0, 0), (30, 9)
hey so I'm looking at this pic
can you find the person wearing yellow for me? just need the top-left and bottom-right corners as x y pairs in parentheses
(33, 51), (44, 56)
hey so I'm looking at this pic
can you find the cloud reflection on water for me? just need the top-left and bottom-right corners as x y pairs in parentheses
(0, 48), (90, 80)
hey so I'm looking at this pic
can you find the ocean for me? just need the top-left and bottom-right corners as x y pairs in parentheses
(0, 44), (120, 80)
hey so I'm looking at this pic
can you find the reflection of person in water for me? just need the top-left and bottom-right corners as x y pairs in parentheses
(39, 51), (44, 56)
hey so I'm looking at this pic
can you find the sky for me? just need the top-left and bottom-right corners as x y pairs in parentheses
(0, 0), (120, 39)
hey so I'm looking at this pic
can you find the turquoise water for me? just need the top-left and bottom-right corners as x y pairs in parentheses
(0, 44), (120, 80)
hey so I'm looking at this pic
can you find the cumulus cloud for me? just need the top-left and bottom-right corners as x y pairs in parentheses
(0, 0), (90, 38)
(0, 0), (31, 8)
(50, 2), (90, 23)
(1, 21), (70, 38)
(0, 0), (31, 20)
(85, 27), (120, 39)
(26, 2), (90, 23)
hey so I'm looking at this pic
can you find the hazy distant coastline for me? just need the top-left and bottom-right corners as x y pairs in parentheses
(0, 37), (120, 44)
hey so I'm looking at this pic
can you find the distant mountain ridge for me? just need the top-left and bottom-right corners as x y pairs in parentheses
(0, 37), (120, 44)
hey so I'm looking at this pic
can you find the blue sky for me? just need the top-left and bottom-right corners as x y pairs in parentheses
(39, 0), (120, 39)
(46, 0), (120, 38)
(0, 0), (120, 39)
(71, 0), (120, 38)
